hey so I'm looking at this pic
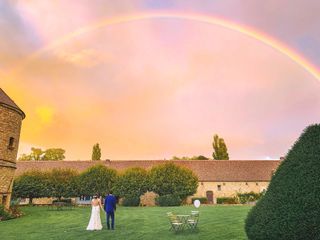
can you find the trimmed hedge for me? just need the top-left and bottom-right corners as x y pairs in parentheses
(245, 124), (320, 239)
(191, 197), (208, 204)
(122, 195), (140, 207)
(217, 197), (237, 204)
(156, 194), (181, 206)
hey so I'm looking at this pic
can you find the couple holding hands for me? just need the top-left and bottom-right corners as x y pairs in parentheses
(86, 191), (117, 231)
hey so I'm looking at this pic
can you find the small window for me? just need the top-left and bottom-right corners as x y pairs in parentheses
(245, 182), (248, 186)
(217, 185), (221, 191)
(8, 137), (15, 150)
(223, 183), (226, 186)
(256, 182), (259, 186)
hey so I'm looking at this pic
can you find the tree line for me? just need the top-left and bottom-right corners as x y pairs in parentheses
(13, 162), (198, 206)
(19, 134), (229, 161)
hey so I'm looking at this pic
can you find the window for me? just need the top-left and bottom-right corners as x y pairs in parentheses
(8, 137), (15, 150)
(256, 182), (259, 186)
(217, 185), (221, 191)
(223, 183), (226, 186)
(245, 182), (248, 186)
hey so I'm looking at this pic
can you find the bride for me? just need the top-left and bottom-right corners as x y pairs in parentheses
(86, 195), (104, 231)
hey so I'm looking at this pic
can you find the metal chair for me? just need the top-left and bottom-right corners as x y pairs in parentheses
(167, 212), (183, 233)
(187, 211), (200, 231)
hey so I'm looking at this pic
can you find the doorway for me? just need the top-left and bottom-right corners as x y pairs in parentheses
(206, 191), (214, 204)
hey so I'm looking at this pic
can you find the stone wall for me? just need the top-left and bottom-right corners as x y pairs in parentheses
(194, 181), (269, 202)
(0, 105), (23, 208)
(0, 105), (23, 162)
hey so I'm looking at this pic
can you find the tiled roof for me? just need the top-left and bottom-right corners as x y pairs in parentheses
(16, 160), (280, 182)
(0, 88), (25, 118)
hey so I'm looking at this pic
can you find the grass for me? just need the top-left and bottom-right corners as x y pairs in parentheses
(0, 205), (251, 240)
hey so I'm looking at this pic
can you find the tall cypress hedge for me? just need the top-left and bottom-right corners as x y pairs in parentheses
(245, 124), (320, 239)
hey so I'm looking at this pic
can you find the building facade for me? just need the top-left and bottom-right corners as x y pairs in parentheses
(16, 160), (280, 204)
(0, 89), (25, 208)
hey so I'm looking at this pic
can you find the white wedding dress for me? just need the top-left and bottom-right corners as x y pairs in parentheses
(86, 201), (103, 230)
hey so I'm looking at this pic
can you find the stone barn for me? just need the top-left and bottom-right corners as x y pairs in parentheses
(0, 88), (25, 209)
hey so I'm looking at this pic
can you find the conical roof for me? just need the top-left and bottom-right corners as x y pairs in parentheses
(0, 88), (25, 119)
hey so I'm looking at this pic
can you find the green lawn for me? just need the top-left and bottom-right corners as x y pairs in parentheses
(0, 205), (251, 240)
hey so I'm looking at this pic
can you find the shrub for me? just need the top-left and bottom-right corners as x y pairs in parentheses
(52, 198), (72, 204)
(13, 170), (50, 204)
(122, 195), (140, 207)
(191, 197), (208, 204)
(78, 164), (117, 197)
(245, 124), (320, 239)
(140, 191), (159, 206)
(156, 194), (182, 206)
(217, 197), (238, 204)
(0, 205), (13, 221)
(149, 162), (198, 200)
(113, 167), (149, 200)
(237, 192), (264, 204)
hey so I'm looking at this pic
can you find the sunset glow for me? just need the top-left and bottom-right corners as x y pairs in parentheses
(1, 1), (320, 160)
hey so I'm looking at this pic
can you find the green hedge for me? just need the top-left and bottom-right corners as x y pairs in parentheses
(191, 197), (208, 204)
(245, 124), (320, 239)
(52, 198), (72, 204)
(122, 195), (140, 207)
(156, 194), (182, 206)
(217, 197), (238, 204)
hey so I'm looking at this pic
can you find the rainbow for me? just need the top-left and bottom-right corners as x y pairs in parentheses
(11, 11), (320, 81)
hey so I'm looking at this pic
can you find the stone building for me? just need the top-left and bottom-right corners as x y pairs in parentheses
(16, 160), (280, 204)
(0, 88), (25, 208)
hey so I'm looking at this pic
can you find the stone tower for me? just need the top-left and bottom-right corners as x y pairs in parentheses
(0, 88), (25, 209)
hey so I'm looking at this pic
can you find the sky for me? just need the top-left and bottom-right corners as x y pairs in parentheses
(1, 0), (320, 160)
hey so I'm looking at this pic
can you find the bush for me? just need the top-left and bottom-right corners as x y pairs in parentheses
(140, 191), (159, 207)
(113, 168), (149, 200)
(217, 197), (238, 204)
(122, 195), (140, 207)
(13, 170), (50, 204)
(0, 205), (13, 221)
(191, 197), (208, 204)
(237, 192), (264, 204)
(149, 162), (198, 200)
(78, 164), (117, 197)
(52, 198), (72, 204)
(245, 124), (320, 239)
(156, 194), (182, 206)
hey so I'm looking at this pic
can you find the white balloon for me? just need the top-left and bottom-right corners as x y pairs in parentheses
(194, 199), (201, 208)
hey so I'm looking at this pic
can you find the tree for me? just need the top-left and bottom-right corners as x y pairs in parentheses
(149, 162), (198, 200)
(91, 143), (101, 160)
(212, 134), (229, 160)
(30, 148), (43, 160)
(18, 147), (65, 161)
(42, 148), (65, 161)
(13, 170), (49, 204)
(113, 168), (149, 199)
(245, 124), (320, 239)
(78, 164), (117, 197)
(47, 169), (78, 199)
(171, 155), (209, 160)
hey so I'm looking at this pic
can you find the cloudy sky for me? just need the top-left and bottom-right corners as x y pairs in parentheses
(1, 0), (320, 160)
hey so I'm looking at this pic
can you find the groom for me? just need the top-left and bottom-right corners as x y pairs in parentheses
(104, 190), (117, 230)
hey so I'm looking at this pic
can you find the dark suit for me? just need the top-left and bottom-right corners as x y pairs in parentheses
(104, 194), (116, 229)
